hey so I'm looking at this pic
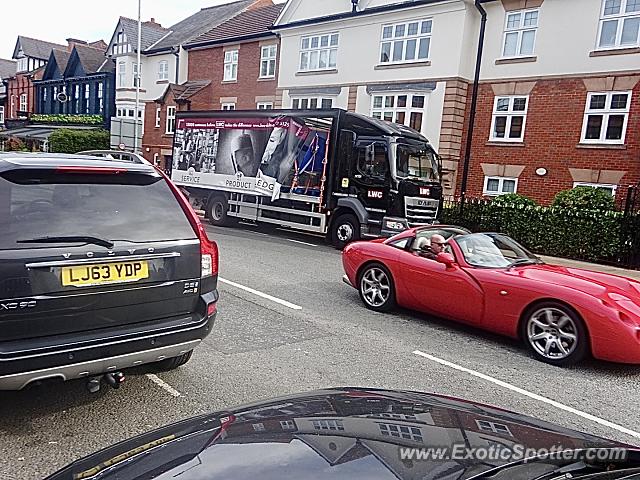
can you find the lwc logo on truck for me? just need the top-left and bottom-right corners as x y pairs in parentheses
(420, 187), (431, 196)
(368, 190), (384, 199)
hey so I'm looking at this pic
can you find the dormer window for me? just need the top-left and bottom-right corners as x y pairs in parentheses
(112, 30), (131, 55)
(17, 57), (28, 73)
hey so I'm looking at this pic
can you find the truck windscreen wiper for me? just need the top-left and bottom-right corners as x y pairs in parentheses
(17, 236), (115, 249)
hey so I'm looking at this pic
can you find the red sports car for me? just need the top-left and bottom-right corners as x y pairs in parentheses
(342, 225), (640, 366)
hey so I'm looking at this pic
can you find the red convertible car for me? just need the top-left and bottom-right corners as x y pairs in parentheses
(342, 226), (640, 366)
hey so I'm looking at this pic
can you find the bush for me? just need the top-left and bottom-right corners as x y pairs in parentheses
(552, 186), (615, 211)
(31, 114), (104, 125)
(491, 193), (537, 208)
(49, 129), (110, 154)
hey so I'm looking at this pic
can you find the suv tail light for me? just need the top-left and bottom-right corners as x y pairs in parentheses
(161, 173), (219, 278)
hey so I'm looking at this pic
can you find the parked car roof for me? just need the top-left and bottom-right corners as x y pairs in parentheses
(0, 152), (155, 173)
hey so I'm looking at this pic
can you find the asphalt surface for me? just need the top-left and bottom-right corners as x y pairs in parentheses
(1, 222), (640, 479)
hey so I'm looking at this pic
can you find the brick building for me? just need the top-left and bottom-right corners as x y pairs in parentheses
(0, 59), (16, 127)
(142, 1), (282, 165)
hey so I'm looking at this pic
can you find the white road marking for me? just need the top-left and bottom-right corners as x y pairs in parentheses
(219, 277), (303, 310)
(146, 373), (182, 397)
(287, 239), (318, 247)
(413, 350), (640, 440)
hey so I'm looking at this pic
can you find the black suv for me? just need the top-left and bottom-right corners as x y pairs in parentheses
(0, 153), (218, 390)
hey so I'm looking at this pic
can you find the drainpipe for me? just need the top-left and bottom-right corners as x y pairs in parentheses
(172, 46), (180, 84)
(459, 0), (489, 202)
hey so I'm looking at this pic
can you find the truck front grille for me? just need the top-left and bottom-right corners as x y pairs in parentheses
(405, 197), (439, 226)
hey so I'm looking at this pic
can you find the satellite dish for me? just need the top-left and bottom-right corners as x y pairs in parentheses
(57, 92), (68, 103)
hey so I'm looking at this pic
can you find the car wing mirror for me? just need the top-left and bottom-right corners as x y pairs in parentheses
(436, 252), (456, 268)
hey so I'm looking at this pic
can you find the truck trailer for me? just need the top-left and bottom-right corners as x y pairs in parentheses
(169, 109), (443, 248)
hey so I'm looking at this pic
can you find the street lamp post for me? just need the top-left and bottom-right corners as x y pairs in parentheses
(133, 0), (142, 153)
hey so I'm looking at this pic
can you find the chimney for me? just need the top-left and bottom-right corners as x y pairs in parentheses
(143, 18), (162, 27)
(66, 38), (88, 51)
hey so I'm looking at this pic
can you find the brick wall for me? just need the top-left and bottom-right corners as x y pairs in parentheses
(457, 76), (640, 204)
(5, 69), (43, 119)
(187, 38), (279, 110)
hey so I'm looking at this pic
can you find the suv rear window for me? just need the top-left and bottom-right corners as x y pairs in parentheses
(0, 170), (197, 250)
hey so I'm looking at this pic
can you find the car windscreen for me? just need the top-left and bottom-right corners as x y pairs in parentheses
(395, 142), (440, 183)
(454, 233), (537, 268)
(0, 169), (197, 250)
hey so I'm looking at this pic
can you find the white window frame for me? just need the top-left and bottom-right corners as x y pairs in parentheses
(223, 50), (238, 81)
(118, 61), (126, 88)
(280, 420), (295, 430)
(476, 420), (513, 436)
(0, 106), (4, 124)
(371, 92), (427, 132)
(155, 107), (161, 128)
(257, 102), (273, 110)
(17, 57), (28, 73)
(166, 106), (176, 134)
(222, 103), (236, 110)
(291, 97), (333, 109)
(311, 419), (344, 431)
(379, 19), (432, 64)
(597, 0), (640, 49)
(132, 62), (140, 88)
(19, 93), (27, 112)
(252, 423), (265, 432)
(573, 182), (618, 195)
(483, 176), (519, 196)
(299, 33), (339, 72)
(580, 91), (631, 144)
(378, 423), (424, 442)
(260, 45), (277, 78)
(501, 9), (539, 58)
(490, 95), (529, 142)
(158, 60), (169, 81)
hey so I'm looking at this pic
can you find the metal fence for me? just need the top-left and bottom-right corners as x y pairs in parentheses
(442, 185), (640, 269)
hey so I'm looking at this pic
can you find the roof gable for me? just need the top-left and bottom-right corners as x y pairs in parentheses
(12, 36), (66, 61)
(106, 17), (170, 55)
(187, 3), (283, 47)
(155, 80), (211, 103)
(41, 49), (71, 80)
(144, 0), (257, 53)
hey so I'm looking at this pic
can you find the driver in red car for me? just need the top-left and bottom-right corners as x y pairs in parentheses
(418, 234), (447, 260)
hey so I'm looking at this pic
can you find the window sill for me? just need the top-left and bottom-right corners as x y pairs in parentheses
(576, 143), (626, 150)
(257, 77), (276, 82)
(494, 56), (537, 65)
(374, 61), (431, 70)
(221, 80), (237, 84)
(590, 47), (640, 57)
(156, 80), (169, 84)
(485, 141), (525, 147)
(295, 69), (338, 76)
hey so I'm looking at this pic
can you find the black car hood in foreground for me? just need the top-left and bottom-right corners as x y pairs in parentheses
(47, 388), (633, 480)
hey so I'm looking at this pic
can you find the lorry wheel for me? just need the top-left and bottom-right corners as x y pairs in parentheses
(331, 213), (360, 249)
(208, 196), (230, 226)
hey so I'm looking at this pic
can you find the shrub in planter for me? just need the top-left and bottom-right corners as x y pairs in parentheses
(49, 129), (110, 154)
(552, 186), (615, 212)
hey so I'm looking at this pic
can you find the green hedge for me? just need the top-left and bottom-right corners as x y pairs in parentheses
(49, 129), (110, 154)
(441, 200), (631, 263)
(31, 114), (104, 125)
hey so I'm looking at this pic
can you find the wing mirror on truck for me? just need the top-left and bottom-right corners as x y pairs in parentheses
(436, 252), (456, 268)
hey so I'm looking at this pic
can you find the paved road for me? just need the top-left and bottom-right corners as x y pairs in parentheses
(1, 223), (640, 479)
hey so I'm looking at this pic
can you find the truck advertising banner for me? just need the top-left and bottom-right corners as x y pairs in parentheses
(171, 115), (331, 200)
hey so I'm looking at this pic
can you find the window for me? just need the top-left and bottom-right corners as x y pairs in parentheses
(483, 176), (518, 196)
(299, 33), (339, 71)
(260, 45), (277, 78)
(490, 96), (528, 141)
(155, 107), (161, 128)
(84, 84), (90, 113)
(118, 61), (126, 88)
(222, 103), (236, 110)
(573, 182), (617, 196)
(0, 106), (4, 124)
(581, 91), (632, 143)
(133, 62), (140, 87)
(112, 30), (131, 55)
(158, 60), (169, 81)
(17, 57), (28, 72)
(166, 106), (176, 134)
(224, 50), (238, 81)
(357, 142), (388, 178)
(291, 97), (333, 109)
(378, 423), (423, 442)
(19, 93), (27, 112)
(312, 419), (344, 431)
(252, 423), (265, 432)
(280, 420), (295, 430)
(371, 93), (426, 131)
(476, 420), (512, 436)
(153, 153), (159, 166)
(98, 82), (104, 113)
(597, 0), (640, 49)
(257, 102), (273, 110)
(502, 9), (539, 57)
(380, 20), (432, 63)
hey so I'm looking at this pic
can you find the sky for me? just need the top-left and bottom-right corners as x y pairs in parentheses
(0, 0), (286, 59)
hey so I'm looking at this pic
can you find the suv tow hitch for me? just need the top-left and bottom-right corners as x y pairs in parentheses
(87, 372), (125, 393)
